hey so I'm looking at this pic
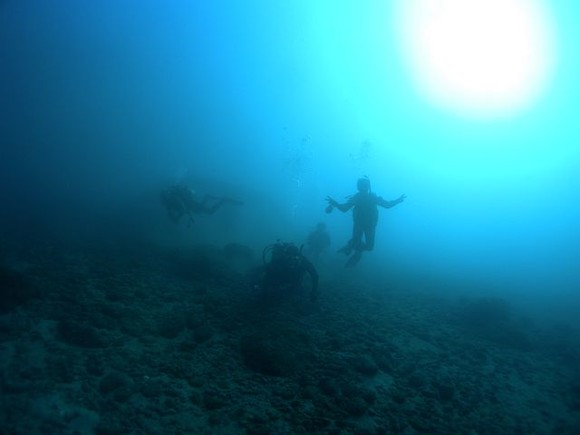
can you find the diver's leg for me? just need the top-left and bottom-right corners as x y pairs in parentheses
(339, 224), (362, 255)
(364, 225), (376, 251)
(167, 200), (185, 223)
(351, 224), (365, 251)
(342, 224), (363, 267)
(195, 195), (224, 214)
(198, 194), (243, 214)
(161, 193), (180, 223)
(208, 199), (227, 214)
(336, 225), (362, 255)
(219, 195), (244, 206)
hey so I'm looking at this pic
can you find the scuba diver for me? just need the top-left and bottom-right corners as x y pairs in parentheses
(304, 222), (331, 262)
(326, 177), (406, 267)
(160, 184), (243, 225)
(258, 242), (319, 302)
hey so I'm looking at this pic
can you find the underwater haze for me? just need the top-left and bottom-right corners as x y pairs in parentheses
(2, 0), (580, 432)
(3, 0), (579, 322)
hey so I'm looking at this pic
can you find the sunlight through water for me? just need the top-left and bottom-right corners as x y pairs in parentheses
(396, 0), (557, 119)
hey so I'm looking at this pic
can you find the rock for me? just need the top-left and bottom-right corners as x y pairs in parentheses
(158, 315), (186, 339)
(343, 396), (368, 417)
(460, 297), (511, 328)
(352, 354), (379, 376)
(203, 389), (228, 410)
(0, 263), (38, 312)
(437, 383), (455, 402)
(99, 371), (134, 402)
(193, 325), (214, 343)
(240, 329), (312, 377)
(57, 320), (107, 348)
(318, 377), (340, 397)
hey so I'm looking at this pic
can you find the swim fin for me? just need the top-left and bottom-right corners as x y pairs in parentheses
(345, 251), (362, 268)
(337, 243), (352, 256)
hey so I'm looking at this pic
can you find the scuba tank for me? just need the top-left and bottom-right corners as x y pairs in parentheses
(262, 242), (303, 266)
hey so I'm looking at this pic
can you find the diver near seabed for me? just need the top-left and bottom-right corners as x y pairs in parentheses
(160, 184), (243, 225)
(326, 177), (406, 267)
(259, 242), (319, 302)
(304, 222), (331, 262)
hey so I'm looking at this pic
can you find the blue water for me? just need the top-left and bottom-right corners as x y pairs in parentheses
(2, 0), (580, 322)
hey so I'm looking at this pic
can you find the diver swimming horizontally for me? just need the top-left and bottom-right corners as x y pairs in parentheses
(160, 184), (243, 225)
(326, 177), (406, 267)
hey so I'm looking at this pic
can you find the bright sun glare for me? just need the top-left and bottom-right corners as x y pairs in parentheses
(397, 0), (556, 118)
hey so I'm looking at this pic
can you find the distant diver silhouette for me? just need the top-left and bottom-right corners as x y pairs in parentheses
(326, 177), (405, 267)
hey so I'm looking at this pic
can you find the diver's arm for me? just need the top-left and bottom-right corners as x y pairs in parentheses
(378, 194), (406, 209)
(202, 195), (244, 210)
(326, 196), (355, 213)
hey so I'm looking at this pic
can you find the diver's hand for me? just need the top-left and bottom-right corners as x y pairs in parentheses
(397, 194), (407, 203)
(325, 196), (338, 207)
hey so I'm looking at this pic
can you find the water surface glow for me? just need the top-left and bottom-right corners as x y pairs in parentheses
(396, 0), (557, 119)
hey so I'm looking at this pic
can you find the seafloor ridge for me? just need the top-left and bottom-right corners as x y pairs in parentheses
(1, 241), (579, 434)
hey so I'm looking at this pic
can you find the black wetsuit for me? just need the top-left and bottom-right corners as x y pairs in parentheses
(262, 244), (319, 301)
